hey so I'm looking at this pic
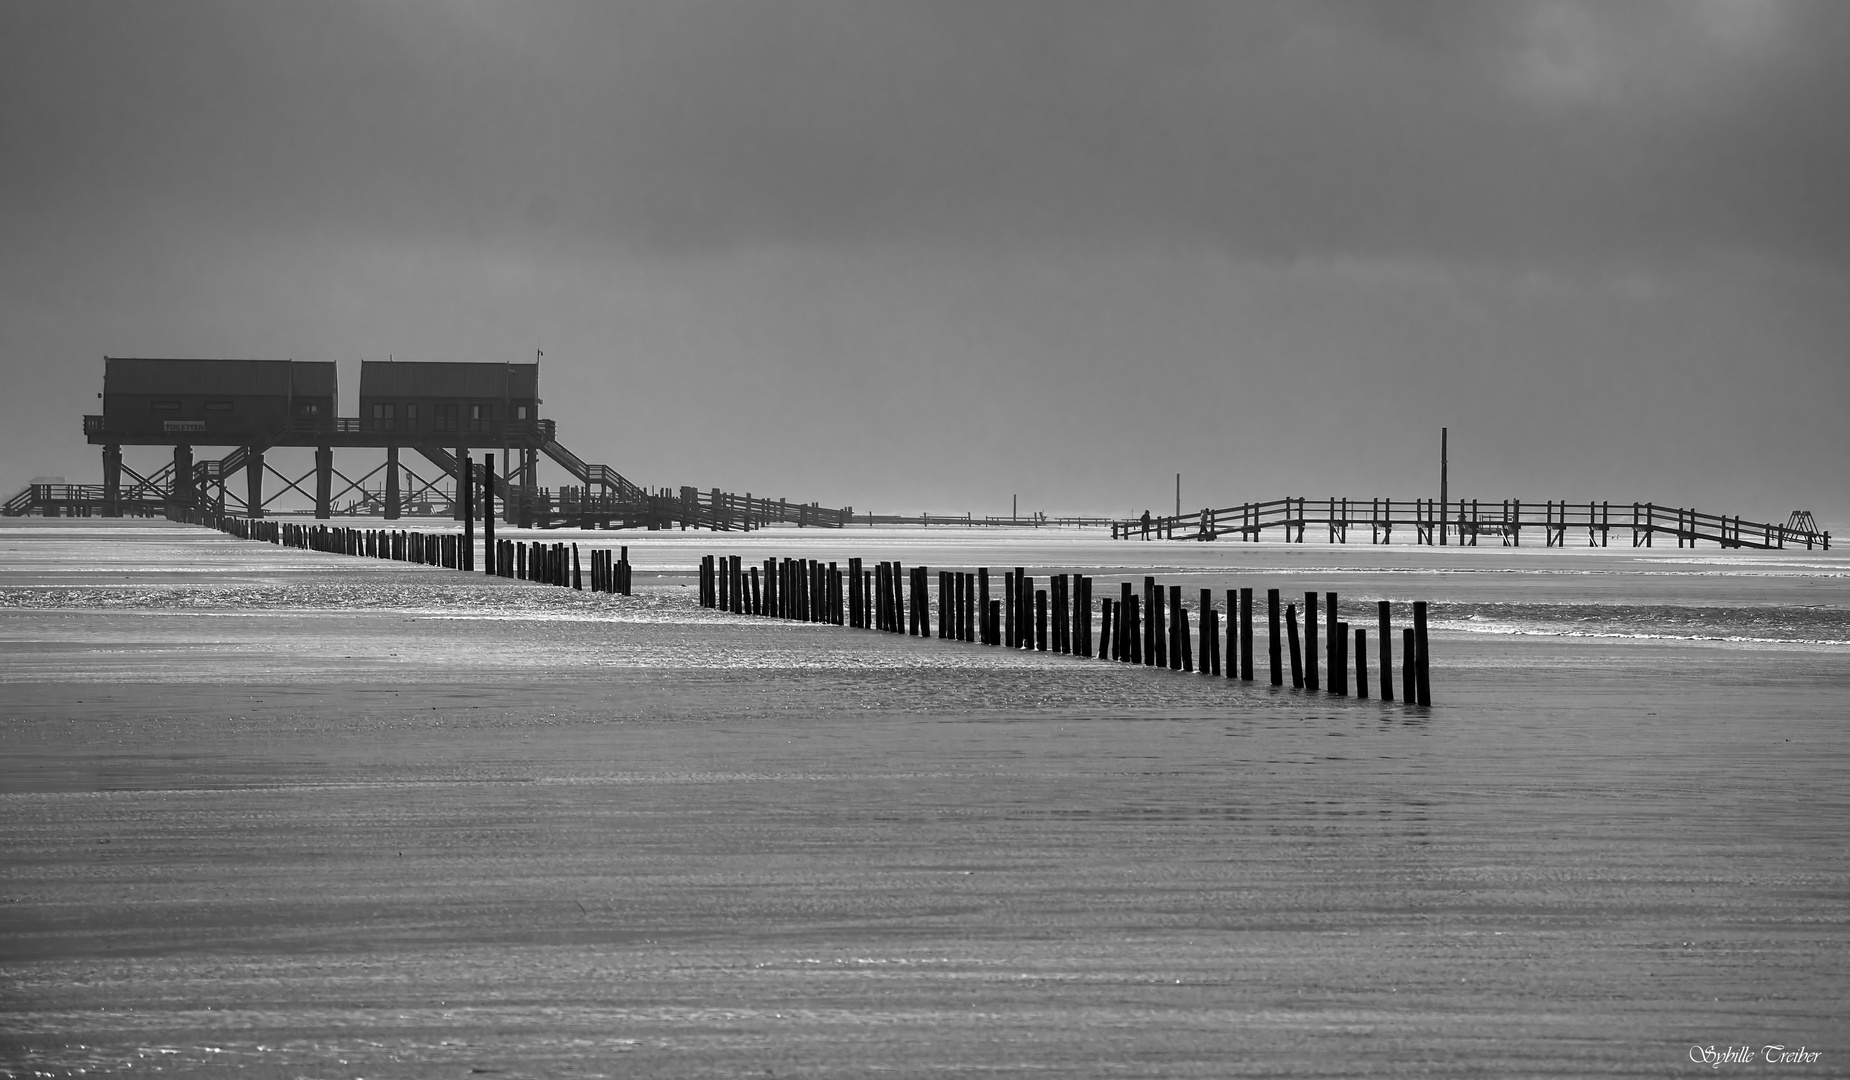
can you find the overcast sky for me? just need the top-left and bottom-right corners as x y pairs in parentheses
(3, 0), (1846, 525)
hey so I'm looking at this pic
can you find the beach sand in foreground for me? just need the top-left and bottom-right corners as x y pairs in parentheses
(2, 519), (1845, 1078)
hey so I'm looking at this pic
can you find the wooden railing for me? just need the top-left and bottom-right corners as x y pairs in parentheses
(1117, 497), (1829, 550)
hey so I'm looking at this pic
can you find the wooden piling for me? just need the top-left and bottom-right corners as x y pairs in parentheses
(1224, 590), (1238, 679)
(1414, 600), (1431, 706)
(461, 452), (474, 572)
(1015, 574), (1029, 647)
(1355, 629), (1368, 699)
(1403, 627), (1417, 705)
(482, 454), (495, 577)
(1119, 582), (1133, 661)
(1287, 604), (1304, 688)
(978, 569), (991, 645)
(1161, 588), (1176, 669)
(1377, 601), (1393, 702)
(1326, 592), (1341, 694)
(1240, 587), (1255, 681)
(1201, 589), (1215, 675)
(1146, 577), (1162, 668)
(1333, 620), (1348, 697)
(1127, 594), (1142, 664)
(1179, 601), (1193, 672)
(1015, 569), (1029, 648)
(1268, 589), (1282, 686)
(1058, 576), (1073, 654)
(1304, 593), (1320, 692)
(1006, 569), (1021, 647)
(1036, 589), (1048, 651)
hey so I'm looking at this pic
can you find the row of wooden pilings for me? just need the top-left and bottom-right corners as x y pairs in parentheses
(700, 555), (1432, 705)
(211, 514), (633, 595)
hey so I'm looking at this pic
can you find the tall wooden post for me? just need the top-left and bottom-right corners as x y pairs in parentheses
(102, 444), (122, 518)
(383, 446), (399, 520)
(481, 454), (494, 575)
(313, 445), (331, 520)
(461, 453), (476, 571)
(1439, 427), (1449, 546)
(173, 443), (194, 512)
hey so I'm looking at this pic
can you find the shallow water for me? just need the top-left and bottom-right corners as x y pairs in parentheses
(1, 518), (1845, 1077)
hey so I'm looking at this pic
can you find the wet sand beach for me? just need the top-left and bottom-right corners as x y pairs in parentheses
(2, 518), (1846, 1077)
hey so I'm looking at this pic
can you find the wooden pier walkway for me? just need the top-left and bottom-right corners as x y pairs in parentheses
(1116, 498), (1830, 551)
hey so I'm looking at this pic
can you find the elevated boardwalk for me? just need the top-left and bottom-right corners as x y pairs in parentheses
(1115, 498), (1830, 551)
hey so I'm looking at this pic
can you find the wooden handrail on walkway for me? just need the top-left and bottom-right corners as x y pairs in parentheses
(1115, 498), (1830, 551)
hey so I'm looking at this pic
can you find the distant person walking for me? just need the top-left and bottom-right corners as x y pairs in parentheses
(1141, 510), (1152, 539)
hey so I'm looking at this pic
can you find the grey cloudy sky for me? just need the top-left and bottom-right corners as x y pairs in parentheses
(3, 1), (1846, 524)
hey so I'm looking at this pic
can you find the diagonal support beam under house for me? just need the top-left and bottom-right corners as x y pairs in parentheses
(261, 462), (321, 508)
(324, 461), (387, 510)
